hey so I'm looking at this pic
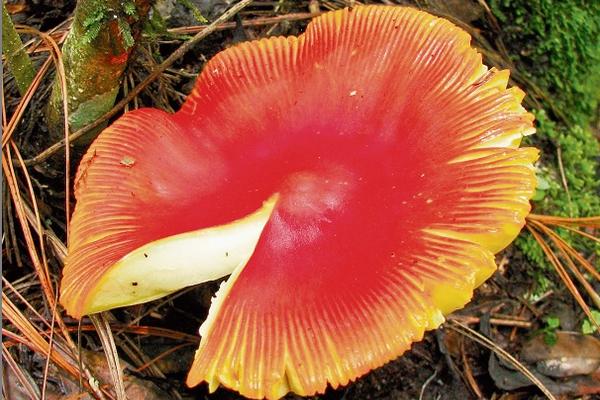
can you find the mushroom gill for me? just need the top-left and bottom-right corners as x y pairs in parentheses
(60, 5), (538, 399)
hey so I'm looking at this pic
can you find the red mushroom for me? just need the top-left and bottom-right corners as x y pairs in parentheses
(60, 5), (537, 399)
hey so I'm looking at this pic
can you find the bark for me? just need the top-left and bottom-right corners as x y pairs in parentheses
(47, 0), (151, 144)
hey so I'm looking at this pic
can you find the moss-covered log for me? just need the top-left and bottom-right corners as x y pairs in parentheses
(47, 0), (151, 143)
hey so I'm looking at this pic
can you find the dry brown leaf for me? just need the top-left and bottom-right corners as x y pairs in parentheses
(521, 331), (600, 377)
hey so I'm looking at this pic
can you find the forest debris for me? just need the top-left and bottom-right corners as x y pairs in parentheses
(2, 347), (41, 400)
(489, 331), (600, 396)
(120, 155), (136, 167)
(521, 331), (600, 377)
(45, 350), (173, 400)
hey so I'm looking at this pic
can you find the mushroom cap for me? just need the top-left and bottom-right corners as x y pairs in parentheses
(60, 5), (537, 399)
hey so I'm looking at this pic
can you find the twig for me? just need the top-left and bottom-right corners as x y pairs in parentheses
(25, 0), (255, 166)
(169, 11), (321, 34)
(449, 315), (532, 329)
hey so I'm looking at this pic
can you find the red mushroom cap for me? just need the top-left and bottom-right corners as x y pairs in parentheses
(60, 5), (537, 399)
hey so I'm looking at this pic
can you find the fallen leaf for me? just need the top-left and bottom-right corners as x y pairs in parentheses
(521, 331), (600, 377)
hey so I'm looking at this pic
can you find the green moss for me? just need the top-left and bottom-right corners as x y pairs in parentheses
(489, 0), (600, 287)
(81, 5), (107, 44)
(491, 0), (600, 125)
(82, 3), (137, 49)
(177, 0), (208, 23)
(528, 109), (600, 217)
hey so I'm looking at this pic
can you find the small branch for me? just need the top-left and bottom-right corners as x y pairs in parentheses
(168, 11), (321, 35)
(449, 315), (532, 329)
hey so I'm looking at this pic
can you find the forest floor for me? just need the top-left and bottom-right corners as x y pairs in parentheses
(2, 1), (599, 399)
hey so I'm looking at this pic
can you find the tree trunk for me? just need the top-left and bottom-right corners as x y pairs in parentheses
(47, 0), (151, 144)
